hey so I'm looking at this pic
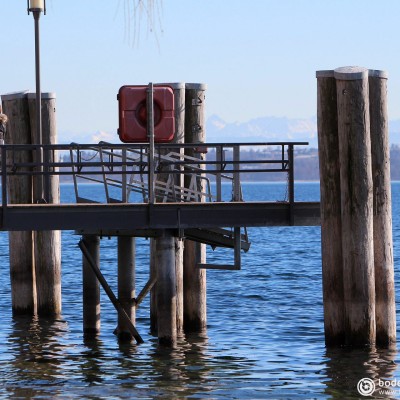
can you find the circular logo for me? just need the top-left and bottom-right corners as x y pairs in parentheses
(357, 378), (376, 396)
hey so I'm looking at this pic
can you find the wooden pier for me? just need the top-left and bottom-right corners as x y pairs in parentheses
(2, 70), (394, 349)
(0, 139), (320, 346)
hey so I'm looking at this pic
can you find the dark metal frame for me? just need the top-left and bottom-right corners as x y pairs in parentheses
(0, 142), (320, 233)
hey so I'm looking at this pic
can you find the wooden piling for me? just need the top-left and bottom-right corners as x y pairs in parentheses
(82, 235), (100, 337)
(368, 69), (396, 346)
(168, 83), (185, 336)
(150, 83), (185, 336)
(117, 236), (136, 340)
(334, 66), (376, 346)
(156, 230), (177, 346)
(1, 92), (36, 315)
(316, 70), (345, 346)
(183, 83), (207, 332)
(28, 92), (62, 316)
(150, 239), (158, 335)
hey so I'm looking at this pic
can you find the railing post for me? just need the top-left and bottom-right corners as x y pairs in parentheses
(216, 146), (223, 202)
(122, 148), (127, 203)
(288, 144), (295, 226)
(233, 145), (240, 202)
(147, 82), (155, 204)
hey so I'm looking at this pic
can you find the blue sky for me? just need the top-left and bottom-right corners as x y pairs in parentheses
(1, 0), (400, 142)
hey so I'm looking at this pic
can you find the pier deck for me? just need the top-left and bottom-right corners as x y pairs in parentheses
(0, 201), (320, 232)
(0, 141), (321, 234)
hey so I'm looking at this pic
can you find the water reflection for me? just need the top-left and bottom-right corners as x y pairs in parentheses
(323, 345), (398, 399)
(5, 315), (69, 397)
(81, 337), (108, 384)
(144, 332), (219, 398)
(0, 182), (398, 398)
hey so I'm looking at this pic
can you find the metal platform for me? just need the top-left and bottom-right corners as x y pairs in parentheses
(0, 201), (320, 231)
(0, 141), (321, 269)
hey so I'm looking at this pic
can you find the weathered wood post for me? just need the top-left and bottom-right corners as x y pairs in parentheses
(150, 241), (158, 335)
(368, 69), (396, 346)
(183, 83), (207, 332)
(169, 83), (185, 336)
(117, 236), (136, 340)
(150, 83), (185, 336)
(1, 91), (36, 315)
(156, 230), (177, 346)
(316, 70), (345, 346)
(82, 235), (101, 337)
(335, 66), (376, 346)
(28, 92), (62, 316)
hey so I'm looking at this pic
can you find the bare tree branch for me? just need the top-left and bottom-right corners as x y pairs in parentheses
(123, 0), (163, 47)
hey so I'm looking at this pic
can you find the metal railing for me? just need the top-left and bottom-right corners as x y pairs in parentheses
(0, 141), (308, 209)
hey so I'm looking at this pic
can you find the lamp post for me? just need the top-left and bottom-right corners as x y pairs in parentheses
(27, 0), (46, 202)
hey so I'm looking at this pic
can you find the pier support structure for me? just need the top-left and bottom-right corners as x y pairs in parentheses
(156, 230), (177, 346)
(1, 91), (61, 317)
(82, 235), (101, 337)
(316, 71), (345, 346)
(2, 91), (36, 315)
(150, 83), (185, 341)
(369, 70), (396, 346)
(183, 83), (207, 333)
(117, 236), (136, 340)
(317, 66), (395, 347)
(336, 66), (375, 346)
(28, 92), (62, 316)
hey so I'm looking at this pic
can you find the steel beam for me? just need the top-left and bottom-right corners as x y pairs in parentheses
(0, 202), (320, 231)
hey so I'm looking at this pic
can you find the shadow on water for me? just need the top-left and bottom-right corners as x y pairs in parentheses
(323, 345), (398, 399)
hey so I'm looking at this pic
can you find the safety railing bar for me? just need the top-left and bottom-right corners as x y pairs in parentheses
(4, 165), (290, 176)
(74, 175), (107, 185)
(0, 141), (309, 151)
(0, 142), (306, 207)
(160, 159), (290, 166)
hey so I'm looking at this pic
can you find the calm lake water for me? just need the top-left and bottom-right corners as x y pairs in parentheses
(0, 182), (400, 399)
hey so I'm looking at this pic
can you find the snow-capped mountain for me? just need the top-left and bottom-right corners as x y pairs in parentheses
(206, 115), (318, 146)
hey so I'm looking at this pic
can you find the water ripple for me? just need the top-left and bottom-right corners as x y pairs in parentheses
(0, 183), (399, 398)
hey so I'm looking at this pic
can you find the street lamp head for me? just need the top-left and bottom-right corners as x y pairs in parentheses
(27, 0), (46, 15)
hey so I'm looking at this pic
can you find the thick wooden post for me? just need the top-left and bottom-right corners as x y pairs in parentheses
(335, 66), (375, 346)
(117, 236), (136, 340)
(156, 230), (177, 346)
(183, 83), (207, 332)
(28, 92), (62, 316)
(316, 70), (345, 346)
(170, 83), (185, 336)
(368, 69), (396, 346)
(82, 235), (100, 337)
(1, 92), (36, 315)
(150, 83), (185, 336)
(150, 239), (157, 335)
(175, 237), (184, 335)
